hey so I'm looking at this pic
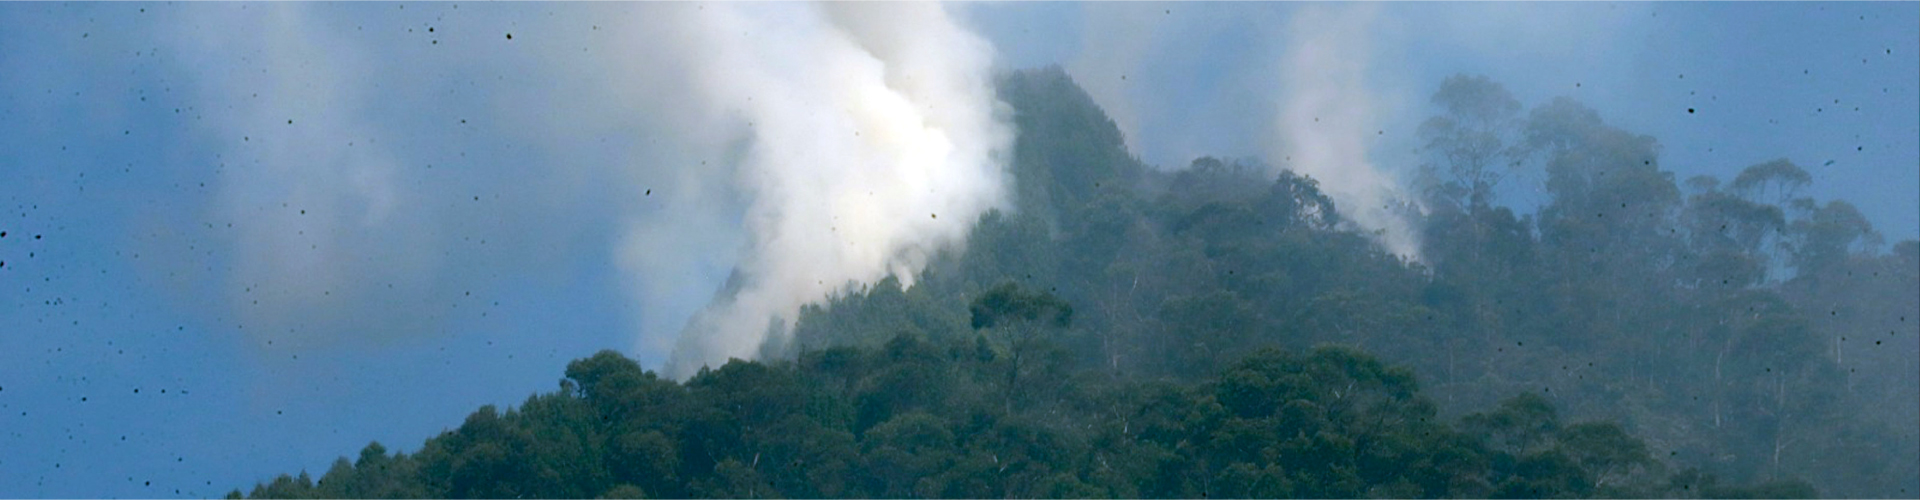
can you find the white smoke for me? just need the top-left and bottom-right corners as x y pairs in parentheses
(638, 3), (1015, 377)
(1273, 5), (1423, 259)
(1027, 3), (1427, 257)
(153, 3), (1011, 373)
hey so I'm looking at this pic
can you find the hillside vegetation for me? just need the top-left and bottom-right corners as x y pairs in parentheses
(237, 67), (1917, 499)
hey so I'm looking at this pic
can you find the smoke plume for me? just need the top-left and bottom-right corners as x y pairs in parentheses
(155, 3), (1011, 375)
(646, 3), (1014, 377)
(1273, 5), (1423, 259)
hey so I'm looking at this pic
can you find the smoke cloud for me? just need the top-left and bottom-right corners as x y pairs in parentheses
(646, 3), (1013, 377)
(168, 5), (447, 349)
(151, 3), (1011, 376)
(1273, 5), (1423, 259)
(160, 2), (1454, 376)
(990, 3), (1427, 258)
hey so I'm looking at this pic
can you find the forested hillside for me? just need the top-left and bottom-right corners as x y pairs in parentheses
(237, 67), (1917, 499)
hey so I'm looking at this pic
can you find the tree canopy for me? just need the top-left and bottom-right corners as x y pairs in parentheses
(237, 68), (1915, 499)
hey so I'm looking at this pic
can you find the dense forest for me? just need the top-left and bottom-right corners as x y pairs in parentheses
(235, 67), (1918, 499)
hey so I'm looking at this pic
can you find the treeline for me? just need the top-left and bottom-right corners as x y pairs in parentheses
(233, 298), (1813, 499)
(238, 66), (1916, 498)
(787, 68), (1915, 496)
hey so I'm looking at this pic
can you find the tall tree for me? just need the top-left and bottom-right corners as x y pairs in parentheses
(1418, 73), (1524, 213)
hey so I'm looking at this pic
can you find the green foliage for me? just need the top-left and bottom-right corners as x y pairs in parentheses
(969, 282), (1073, 330)
(996, 66), (1147, 224)
(240, 343), (1797, 499)
(1418, 74), (1524, 212)
(240, 69), (1913, 498)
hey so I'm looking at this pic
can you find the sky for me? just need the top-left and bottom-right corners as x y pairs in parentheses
(0, 2), (1913, 498)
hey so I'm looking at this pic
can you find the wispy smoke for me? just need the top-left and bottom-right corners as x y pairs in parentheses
(1055, 3), (1289, 170)
(1018, 3), (1428, 257)
(649, 3), (1014, 377)
(1065, 3), (1161, 155)
(157, 3), (1009, 375)
(169, 5), (444, 349)
(166, 2), (1424, 377)
(1273, 5), (1423, 259)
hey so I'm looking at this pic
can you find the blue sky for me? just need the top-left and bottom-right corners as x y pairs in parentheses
(0, 2), (1913, 497)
